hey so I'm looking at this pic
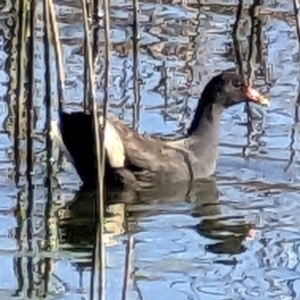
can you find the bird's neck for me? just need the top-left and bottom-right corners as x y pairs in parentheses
(187, 90), (224, 140)
(184, 93), (225, 178)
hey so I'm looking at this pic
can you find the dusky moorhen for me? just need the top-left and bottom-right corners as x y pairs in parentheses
(51, 71), (269, 190)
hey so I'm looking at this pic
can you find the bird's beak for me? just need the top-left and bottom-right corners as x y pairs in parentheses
(243, 86), (270, 107)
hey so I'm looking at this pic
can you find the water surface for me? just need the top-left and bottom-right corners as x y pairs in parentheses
(0, 0), (300, 299)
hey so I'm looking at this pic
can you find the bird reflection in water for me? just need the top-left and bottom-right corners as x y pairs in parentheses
(189, 179), (256, 256)
(58, 177), (256, 263)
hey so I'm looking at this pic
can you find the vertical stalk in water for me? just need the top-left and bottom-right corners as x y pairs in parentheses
(26, 0), (35, 237)
(43, 0), (54, 295)
(81, 0), (107, 298)
(26, 0), (35, 296)
(83, 0), (93, 112)
(121, 236), (135, 300)
(232, 0), (245, 80)
(12, 0), (33, 295)
(48, 0), (65, 111)
(132, 0), (140, 130)
(43, 0), (68, 295)
(101, 0), (111, 122)
(232, 0), (252, 157)
(43, 0), (52, 235)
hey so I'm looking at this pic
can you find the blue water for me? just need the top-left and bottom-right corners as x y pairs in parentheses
(1, 0), (300, 299)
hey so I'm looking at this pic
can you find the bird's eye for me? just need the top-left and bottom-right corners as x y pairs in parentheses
(232, 79), (243, 87)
